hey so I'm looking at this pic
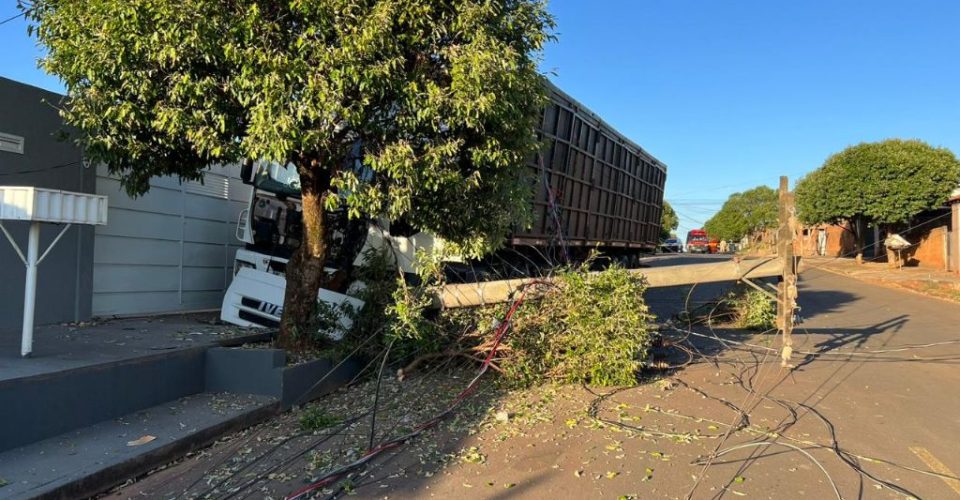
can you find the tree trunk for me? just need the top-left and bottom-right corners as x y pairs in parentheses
(277, 162), (331, 351)
(884, 223), (899, 269)
(853, 217), (864, 264)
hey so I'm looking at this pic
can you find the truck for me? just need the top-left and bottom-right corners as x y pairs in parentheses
(220, 82), (668, 332)
(685, 229), (710, 254)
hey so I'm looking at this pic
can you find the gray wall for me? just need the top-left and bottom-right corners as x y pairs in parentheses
(93, 164), (251, 316)
(0, 77), (95, 332)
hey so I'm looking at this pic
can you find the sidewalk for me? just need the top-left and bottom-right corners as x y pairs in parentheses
(803, 256), (960, 303)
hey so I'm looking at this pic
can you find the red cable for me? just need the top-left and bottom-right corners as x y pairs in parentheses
(285, 286), (534, 500)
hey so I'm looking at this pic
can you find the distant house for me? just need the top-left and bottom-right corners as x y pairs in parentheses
(0, 76), (250, 332)
(795, 205), (957, 271)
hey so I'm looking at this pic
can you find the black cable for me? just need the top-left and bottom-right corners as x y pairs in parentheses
(369, 338), (395, 450)
(0, 160), (83, 177)
(0, 10), (26, 27)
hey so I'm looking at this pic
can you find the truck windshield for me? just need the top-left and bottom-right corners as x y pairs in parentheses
(253, 162), (301, 198)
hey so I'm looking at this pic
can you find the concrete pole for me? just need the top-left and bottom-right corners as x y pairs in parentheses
(21, 222), (40, 358)
(777, 176), (797, 368)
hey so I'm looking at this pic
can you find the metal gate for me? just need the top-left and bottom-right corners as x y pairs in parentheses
(92, 165), (251, 316)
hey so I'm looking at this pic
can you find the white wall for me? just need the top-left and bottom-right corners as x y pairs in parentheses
(92, 164), (251, 316)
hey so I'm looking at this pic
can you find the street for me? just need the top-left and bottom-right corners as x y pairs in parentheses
(104, 258), (960, 499)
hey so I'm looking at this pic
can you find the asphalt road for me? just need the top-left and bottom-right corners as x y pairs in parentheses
(641, 253), (739, 322)
(779, 265), (960, 498)
(641, 254), (960, 498)
(104, 257), (960, 500)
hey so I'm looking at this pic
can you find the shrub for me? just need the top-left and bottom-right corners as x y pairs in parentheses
(505, 264), (655, 386)
(387, 259), (655, 388)
(730, 288), (776, 330)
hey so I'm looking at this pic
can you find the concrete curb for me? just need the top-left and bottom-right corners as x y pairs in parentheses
(33, 399), (281, 500)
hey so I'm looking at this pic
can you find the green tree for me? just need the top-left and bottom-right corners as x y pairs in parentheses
(704, 186), (777, 244)
(795, 139), (960, 263)
(25, 0), (553, 349)
(659, 200), (678, 241)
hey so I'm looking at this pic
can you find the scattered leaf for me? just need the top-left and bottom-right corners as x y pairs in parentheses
(126, 435), (156, 447)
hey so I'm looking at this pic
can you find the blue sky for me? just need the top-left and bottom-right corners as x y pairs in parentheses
(4, 1), (960, 237)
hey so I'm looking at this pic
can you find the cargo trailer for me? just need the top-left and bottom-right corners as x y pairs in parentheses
(513, 82), (667, 264)
(221, 81), (667, 330)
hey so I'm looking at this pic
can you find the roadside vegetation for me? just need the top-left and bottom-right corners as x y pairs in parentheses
(795, 139), (960, 264)
(26, 0), (555, 349)
(338, 251), (655, 388)
(703, 186), (778, 252)
(728, 288), (777, 330)
(660, 201), (679, 241)
(681, 284), (776, 331)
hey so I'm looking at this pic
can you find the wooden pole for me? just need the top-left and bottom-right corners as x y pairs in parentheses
(777, 176), (798, 367)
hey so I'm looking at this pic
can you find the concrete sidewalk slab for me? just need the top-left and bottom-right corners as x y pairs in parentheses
(0, 312), (266, 381)
(804, 256), (960, 303)
(0, 392), (279, 500)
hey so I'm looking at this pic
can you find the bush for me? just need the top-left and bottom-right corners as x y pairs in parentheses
(388, 259), (655, 388)
(505, 264), (655, 386)
(730, 288), (776, 330)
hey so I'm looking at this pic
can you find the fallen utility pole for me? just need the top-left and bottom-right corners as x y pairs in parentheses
(777, 176), (798, 367)
(435, 257), (785, 309)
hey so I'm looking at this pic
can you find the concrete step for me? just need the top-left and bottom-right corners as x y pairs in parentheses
(0, 331), (269, 454)
(0, 391), (279, 500)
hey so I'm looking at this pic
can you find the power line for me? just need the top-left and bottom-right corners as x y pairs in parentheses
(0, 10), (27, 27)
(0, 160), (84, 177)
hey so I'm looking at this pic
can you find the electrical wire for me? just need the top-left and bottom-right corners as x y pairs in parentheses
(0, 160), (84, 177)
(695, 442), (843, 500)
(0, 10), (27, 27)
(283, 282), (542, 500)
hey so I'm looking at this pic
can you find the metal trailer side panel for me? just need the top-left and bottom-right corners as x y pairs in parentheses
(513, 82), (667, 250)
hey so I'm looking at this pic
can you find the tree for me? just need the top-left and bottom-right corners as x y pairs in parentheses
(659, 201), (678, 241)
(25, 0), (554, 349)
(795, 139), (960, 264)
(704, 186), (777, 243)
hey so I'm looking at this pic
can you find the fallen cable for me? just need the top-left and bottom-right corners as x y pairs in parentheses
(666, 324), (960, 361)
(695, 441), (843, 500)
(283, 282), (541, 500)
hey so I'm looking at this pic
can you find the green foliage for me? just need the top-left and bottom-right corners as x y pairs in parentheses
(505, 264), (655, 387)
(299, 406), (340, 431)
(796, 139), (960, 227)
(339, 246), (401, 353)
(729, 289), (776, 330)
(384, 249), (450, 358)
(389, 261), (654, 387)
(660, 201), (679, 241)
(704, 186), (778, 242)
(26, 0), (554, 256)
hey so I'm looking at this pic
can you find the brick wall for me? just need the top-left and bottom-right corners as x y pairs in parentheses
(897, 225), (947, 269)
(795, 223), (855, 257)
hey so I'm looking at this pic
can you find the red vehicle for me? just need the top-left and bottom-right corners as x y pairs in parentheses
(686, 229), (710, 254)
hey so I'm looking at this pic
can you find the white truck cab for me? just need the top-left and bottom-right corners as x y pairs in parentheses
(220, 160), (447, 338)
